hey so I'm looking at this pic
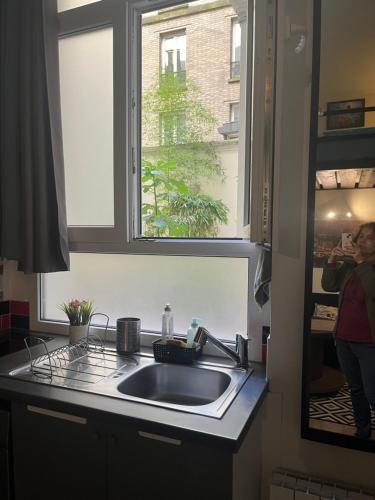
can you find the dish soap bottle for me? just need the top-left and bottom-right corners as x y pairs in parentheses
(161, 304), (174, 341)
(186, 318), (199, 347)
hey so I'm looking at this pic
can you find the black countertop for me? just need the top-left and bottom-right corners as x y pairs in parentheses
(0, 332), (268, 453)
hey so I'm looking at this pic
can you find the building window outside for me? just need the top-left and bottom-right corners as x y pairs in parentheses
(230, 19), (241, 79)
(230, 102), (240, 123)
(160, 112), (186, 145)
(161, 31), (186, 79)
(159, 32), (187, 145)
(217, 102), (240, 140)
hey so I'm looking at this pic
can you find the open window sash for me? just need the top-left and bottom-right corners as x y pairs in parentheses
(59, 0), (129, 252)
(239, 0), (275, 245)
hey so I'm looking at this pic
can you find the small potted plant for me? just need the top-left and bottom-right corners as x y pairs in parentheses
(60, 299), (94, 344)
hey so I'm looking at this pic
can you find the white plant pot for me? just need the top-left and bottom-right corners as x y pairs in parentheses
(69, 325), (88, 345)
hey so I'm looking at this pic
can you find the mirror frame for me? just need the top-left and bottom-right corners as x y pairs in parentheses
(301, 0), (375, 453)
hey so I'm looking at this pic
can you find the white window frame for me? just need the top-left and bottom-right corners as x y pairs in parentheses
(58, 1), (129, 253)
(57, 0), (275, 257)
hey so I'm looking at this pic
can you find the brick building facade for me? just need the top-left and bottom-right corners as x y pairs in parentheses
(141, 0), (241, 145)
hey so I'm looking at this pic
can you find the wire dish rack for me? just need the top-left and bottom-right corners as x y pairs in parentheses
(15, 313), (137, 386)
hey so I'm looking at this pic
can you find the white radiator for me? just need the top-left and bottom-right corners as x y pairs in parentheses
(270, 469), (375, 500)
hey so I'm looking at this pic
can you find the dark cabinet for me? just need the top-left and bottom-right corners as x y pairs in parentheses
(12, 403), (106, 500)
(107, 428), (232, 500)
(11, 403), (233, 500)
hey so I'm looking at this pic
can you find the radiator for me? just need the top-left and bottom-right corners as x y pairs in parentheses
(270, 469), (375, 500)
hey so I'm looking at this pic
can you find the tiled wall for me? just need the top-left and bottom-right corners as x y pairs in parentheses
(0, 301), (29, 331)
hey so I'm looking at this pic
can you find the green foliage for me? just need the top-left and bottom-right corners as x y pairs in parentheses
(142, 159), (189, 237)
(142, 72), (223, 184)
(169, 193), (228, 237)
(141, 71), (229, 238)
(142, 159), (228, 238)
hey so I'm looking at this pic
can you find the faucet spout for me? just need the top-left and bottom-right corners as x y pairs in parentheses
(196, 327), (249, 368)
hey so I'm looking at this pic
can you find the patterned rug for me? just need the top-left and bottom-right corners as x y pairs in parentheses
(309, 384), (375, 429)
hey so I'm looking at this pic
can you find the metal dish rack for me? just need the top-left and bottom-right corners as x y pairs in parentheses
(22, 313), (124, 384)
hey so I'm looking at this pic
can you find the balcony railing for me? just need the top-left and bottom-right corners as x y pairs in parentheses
(230, 61), (240, 79)
(160, 69), (186, 84)
(217, 121), (239, 139)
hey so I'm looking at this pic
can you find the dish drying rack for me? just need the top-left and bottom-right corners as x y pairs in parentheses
(22, 313), (123, 383)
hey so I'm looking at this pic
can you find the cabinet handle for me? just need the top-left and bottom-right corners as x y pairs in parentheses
(138, 431), (181, 446)
(27, 405), (87, 425)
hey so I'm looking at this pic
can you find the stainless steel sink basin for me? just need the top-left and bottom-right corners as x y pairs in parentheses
(113, 358), (251, 417)
(8, 344), (252, 418)
(117, 363), (231, 406)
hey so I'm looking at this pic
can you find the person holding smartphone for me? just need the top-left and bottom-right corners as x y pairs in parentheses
(321, 222), (375, 439)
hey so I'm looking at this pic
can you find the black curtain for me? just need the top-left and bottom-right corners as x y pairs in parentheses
(0, 0), (69, 273)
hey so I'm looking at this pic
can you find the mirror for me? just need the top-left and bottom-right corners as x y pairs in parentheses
(302, 0), (375, 452)
(308, 170), (375, 438)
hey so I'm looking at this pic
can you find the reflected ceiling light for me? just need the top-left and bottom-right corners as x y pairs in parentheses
(346, 212), (352, 218)
(327, 211), (336, 219)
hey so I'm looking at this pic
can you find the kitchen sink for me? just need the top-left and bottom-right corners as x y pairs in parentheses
(8, 343), (252, 418)
(117, 363), (231, 406)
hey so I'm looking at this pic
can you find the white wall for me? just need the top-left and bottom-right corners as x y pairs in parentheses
(263, 0), (375, 496)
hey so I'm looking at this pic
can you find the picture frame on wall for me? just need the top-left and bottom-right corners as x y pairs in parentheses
(326, 98), (365, 130)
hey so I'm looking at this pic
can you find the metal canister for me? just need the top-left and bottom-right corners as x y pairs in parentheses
(116, 317), (140, 353)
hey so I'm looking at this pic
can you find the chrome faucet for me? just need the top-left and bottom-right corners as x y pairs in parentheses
(196, 327), (249, 369)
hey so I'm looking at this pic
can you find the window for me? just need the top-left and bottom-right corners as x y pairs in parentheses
(230, 102), (240, 123)
(59, 27), (114, 227)
(140, 1), (248, 240)
(217, 102), (240, 140)
(40, 254), (249, 341)
(57, 0), (275, 252)
(161, 31), (186, 78)
(160, 112), (186, 146)
(37, 0), (276, 339)
(230, 19), (241, 79)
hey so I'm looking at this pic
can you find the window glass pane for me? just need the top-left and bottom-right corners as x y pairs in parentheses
(141, 0), (246, 239)
(58, 0), (100, 12)
(41, 254), (248, 340)
(231, 20), (241, 64)
(230, 103), (240, 122)
(59, 28), (114, 226)
(161, 32), (186, 75)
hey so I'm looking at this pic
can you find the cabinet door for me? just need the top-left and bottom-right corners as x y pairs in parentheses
(107, 427), (232, 500)
(12, 402), (106, 500)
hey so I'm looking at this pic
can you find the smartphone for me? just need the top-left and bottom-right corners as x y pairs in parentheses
(341, 232), (353, 248)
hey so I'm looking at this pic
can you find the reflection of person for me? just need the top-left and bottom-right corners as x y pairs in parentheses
(321, 222), (375, 439)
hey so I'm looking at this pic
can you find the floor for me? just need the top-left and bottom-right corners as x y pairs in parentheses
(309, 383), (375, 438)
